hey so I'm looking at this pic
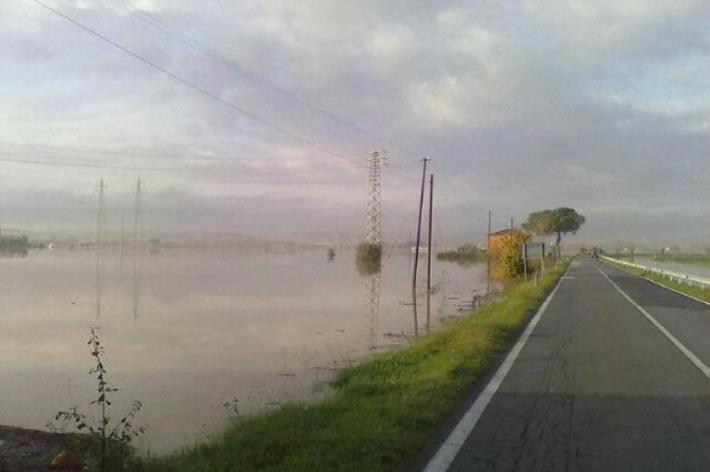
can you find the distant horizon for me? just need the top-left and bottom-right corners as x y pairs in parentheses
(4, 223), (710, 253)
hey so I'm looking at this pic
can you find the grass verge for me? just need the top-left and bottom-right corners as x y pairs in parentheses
(603, 258), (710, 303)
(140, 261), (570, 472)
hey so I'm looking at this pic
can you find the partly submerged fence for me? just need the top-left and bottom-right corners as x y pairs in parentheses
(601, 255), (710, 290)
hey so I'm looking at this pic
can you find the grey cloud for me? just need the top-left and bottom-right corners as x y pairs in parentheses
(2, 1), (710, 247)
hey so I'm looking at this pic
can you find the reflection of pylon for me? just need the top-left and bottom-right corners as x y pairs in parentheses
(96, 178), (105, 320)
(366, 151), (385, 245)
(365, 272), (381, 350)
(133, 178), (143, 320)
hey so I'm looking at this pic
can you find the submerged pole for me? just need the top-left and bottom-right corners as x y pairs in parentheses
(412, 157), (429, 336)
(426, 173), (434, 331)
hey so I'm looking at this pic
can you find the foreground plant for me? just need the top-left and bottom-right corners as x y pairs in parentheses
(49, 327), (144, 472)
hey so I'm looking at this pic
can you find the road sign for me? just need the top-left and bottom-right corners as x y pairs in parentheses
(522, 243), (546, 280)
(523, 243), (545, 260)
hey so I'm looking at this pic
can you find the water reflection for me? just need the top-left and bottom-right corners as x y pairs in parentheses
(132, 246), (141, 320)
(0, 248), (485, 452)
(364, 272), (381, 350)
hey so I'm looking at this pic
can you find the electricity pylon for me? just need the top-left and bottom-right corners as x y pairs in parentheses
(364, 151), (385, 349)
(366, 151), (385, 245)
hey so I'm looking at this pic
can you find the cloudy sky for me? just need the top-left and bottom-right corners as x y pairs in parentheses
(2, 0), (710, 246)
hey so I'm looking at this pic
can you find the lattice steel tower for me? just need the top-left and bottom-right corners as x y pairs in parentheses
(366, 151), (385, 245)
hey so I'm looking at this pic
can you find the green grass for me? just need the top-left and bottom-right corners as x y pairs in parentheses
(604, 259), (710, 303)
(140, 262), (570, 472)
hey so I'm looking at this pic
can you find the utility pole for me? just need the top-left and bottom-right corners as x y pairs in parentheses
(426, 173), (434, 331)
(487, 210), (492, 295)
(96, 178), (105, 319)
(412, 157), (429, 336)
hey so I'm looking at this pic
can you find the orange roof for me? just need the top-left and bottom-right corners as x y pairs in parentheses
(490, 228), (515, 237)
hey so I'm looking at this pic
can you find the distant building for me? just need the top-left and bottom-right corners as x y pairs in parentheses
(488, 229), (516, 252)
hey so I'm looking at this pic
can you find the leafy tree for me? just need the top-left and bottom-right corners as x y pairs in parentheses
(491, 230), (529, 281)
(522, 208), (585, 256)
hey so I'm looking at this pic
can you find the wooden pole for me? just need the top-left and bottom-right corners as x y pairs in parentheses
(412, 158), (429, 336)
(487, 210), (491, 295)
(426, 174), (434, 331)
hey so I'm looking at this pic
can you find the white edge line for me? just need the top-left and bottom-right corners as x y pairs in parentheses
(422, 265), (570, 472)
(596, 266), (710, 379)
(602, 259), (710, 308)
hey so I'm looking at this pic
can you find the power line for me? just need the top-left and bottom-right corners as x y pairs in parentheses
(30, 0), (442, 186)
(0, 141), (363, 166)
(29, 1), (453, 197)
(112, 2), (377, 140)
(0, 151), (368, 192)
(31, 0), (365, 170)
(96, 0), (432, 168)
(0, 152), (171, 172)
(110, 0), (423, 160)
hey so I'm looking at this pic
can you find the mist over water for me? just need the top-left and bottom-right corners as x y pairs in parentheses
(0, 248), (485, 452)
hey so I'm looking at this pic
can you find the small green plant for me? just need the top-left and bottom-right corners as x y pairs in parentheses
(49, 327), (144, 472)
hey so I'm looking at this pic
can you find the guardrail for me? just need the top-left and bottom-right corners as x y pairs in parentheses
(601, 256), (710, 290)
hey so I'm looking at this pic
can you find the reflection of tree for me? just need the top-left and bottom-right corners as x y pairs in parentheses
(355, 243), (381, 276)
(356, 244), (382, 350)
(0, 235), (30, 256)
(365, 272), (381, 350)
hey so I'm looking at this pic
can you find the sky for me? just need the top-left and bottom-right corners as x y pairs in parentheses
(1, 0), (710, 247)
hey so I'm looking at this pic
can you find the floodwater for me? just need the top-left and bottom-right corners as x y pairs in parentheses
(634, 257), (710, 279)
(0, 248), (486, 452)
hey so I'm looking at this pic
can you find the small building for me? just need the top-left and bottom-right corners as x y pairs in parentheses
(488, 229), (516, 252)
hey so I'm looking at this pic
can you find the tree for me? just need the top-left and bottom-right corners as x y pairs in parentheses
(522, 208), (585, 257)
(490, 230), (529, 281)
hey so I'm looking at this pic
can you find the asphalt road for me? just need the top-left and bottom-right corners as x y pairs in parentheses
(427, 257), (710, 472)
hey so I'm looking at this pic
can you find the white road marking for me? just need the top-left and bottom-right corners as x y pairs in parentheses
(602, 258), (710, 307)
(422, 266), (570, 472)
(597, 266), (710, 379)
(642, 279), (710, 307)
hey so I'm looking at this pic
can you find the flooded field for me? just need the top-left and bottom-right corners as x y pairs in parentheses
(634, 257), (710, 279)
(0, 248), (486, 452)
